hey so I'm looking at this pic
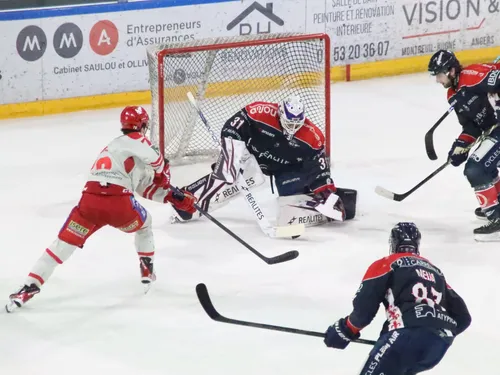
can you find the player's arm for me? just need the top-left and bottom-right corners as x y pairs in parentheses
(348, 259), (391, 330)
(220, 108), (252, 143)
(125, 136), (171, 188)
(323, 258), (390, 350)
(212, 109), (253, 184)
(308, 148), (334, 194)
(447, 98), (483, 167)
(444, 284), (472, 335)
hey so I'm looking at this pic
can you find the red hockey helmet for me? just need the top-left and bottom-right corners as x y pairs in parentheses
(120, 106), (149, 132)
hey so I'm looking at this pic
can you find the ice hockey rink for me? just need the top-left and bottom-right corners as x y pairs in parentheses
(0, 72), (496, 374)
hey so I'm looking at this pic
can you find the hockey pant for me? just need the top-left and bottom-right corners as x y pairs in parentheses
(25, 192), (155, 288)
(357, 328), (453, 375)
(464, 126), (500, 219)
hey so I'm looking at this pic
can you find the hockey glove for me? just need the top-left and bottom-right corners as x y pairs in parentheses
(448, 136), (474, 167)
(166, 188), (197, 214)
(154, 163), (171, 188)
(324, 317), (360, 350)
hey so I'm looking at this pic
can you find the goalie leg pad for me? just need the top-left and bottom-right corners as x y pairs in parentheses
(336, 187), (357, 220)
(170, 156), (265, 223)
(277, 194), (329, 228)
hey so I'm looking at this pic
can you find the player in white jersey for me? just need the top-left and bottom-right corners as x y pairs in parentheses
(5, 106), (196, 312)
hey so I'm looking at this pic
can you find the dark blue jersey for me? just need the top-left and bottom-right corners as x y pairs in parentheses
(348, 253), (471, 337)
(220, 102), (330, 191)
(447, 63), (500, 142)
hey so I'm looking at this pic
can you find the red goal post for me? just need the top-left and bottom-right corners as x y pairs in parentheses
(147, 33), (331, 165)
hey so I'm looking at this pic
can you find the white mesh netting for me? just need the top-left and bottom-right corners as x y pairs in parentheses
(147, 33), (329, 165)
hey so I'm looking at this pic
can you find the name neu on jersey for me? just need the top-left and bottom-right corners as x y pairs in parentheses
(415, 268), (436, 283)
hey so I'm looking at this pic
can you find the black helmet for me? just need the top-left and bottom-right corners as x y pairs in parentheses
(428, 50), (460, 76)
(389, 222), (421, 255)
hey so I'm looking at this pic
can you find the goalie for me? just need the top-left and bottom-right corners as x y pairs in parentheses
(171, 95), (357, 227)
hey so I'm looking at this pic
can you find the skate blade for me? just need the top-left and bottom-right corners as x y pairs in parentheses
(5, 300), (19, 313)
(474, 231), (500, 242)
(141, 278), (155, 294)
(143, 283), (152, 294)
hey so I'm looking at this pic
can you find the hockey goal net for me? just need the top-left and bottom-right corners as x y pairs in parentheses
(147, 33), (330, 165)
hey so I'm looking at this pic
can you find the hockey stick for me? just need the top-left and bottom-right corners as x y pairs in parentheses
(186, 91), (305, 239)
(172, 187), (299, 265)
(426, 57), (500, 160)
(377, 125), (498, 201)
(375, 160), (450, 201)
(195, 283), (377, 346)
(424, 106), (454, 160)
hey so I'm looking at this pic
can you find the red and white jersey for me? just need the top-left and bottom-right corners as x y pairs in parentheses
(86, 133), (164, 193)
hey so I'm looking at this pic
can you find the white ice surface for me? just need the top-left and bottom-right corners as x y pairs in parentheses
(0, 72), (497, 374)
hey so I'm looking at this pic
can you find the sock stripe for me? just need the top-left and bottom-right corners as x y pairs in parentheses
(28, 273), (45, 285)
(46, 248), (63, 264)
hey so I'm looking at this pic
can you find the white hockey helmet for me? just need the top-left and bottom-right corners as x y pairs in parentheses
(279, 95), (306, 139)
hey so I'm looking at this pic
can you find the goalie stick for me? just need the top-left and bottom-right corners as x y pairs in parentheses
(186, 91), (305, 239)
(172, 187), (299, 265)
(195, 283), (376, 346)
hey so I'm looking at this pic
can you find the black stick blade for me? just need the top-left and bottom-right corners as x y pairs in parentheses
(196, 283), (222, 321)
(424, 130), (438, 160)
(266, 250), (299, 264)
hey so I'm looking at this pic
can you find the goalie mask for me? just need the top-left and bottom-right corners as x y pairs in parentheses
(279, 95), (306, 140)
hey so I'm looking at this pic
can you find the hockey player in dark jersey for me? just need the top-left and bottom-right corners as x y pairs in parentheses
(170, 95), (357, 228)
(324, 222), (471, 375)
(428, 50), (500, 241)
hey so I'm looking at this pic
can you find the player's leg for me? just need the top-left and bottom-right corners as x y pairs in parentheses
(464, 129), (500, 239)
(357, 328), (451, 375)
(6, 196), (101, 312)
(106, 195), (156, 287)
(474, 173), (500, 220)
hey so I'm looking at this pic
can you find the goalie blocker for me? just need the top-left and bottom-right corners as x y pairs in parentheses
(170, 96), (357, 227)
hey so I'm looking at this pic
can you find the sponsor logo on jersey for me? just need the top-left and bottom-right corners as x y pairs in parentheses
(258, 150), (290, 164)
(120, 220), (139, 232)
(248, 104), (277, 117)
(260, 129), (275, 137)
(488, 70), (500, 86)
(67, 220), (90, 238)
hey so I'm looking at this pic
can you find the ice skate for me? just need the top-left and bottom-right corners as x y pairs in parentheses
(140, 257), (156, 293)
(5, 284), (40, 313)
(475, 207), (487, 220)
(474, 218), (500, 242)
